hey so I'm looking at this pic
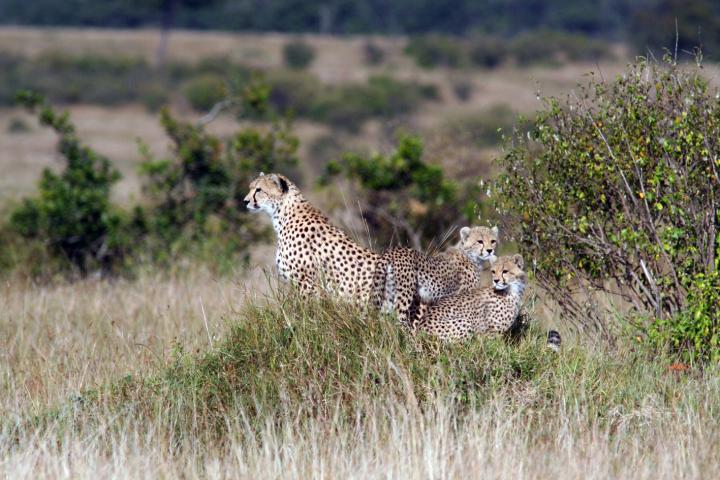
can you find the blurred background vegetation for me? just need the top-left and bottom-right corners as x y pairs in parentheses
(3, 0), (720, 58)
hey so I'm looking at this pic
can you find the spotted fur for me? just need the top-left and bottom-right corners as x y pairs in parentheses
(413, 254), (526, 341)
(244, 173), (381, 303)
(373, 226), (499, 326)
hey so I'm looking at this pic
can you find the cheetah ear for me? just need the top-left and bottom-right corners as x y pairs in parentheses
(270, 174), (289, 193)
(491, 226), (499, 237)
(459, 226), (471, 242)
(512, 254), (524, 269)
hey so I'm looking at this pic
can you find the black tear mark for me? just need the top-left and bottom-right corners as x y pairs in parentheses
(278, 177), (289, 193)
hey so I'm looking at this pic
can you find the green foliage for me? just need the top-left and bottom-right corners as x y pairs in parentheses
(509, 30), (613, 66)
(138, 101), (298, 264)
(468, 35), (508, 68)
(451, 78), (474, 101)
(442, 104), (517, 147)
(0, 52), (256, 110)
(324, 135), (477, 248)
(648, 241), (720, 362)
(9, 92), (130, 274)
(495, 56), (720, 352)
(0, 52), (168, 108)
(311, 76), (438, 131)
(262, 71), (437, 131)
(404, 32), (613, 69)
(0, 50), (434, 128)
(404, 35), (467, 69)
(183, 74), (226, 111)
(282, 39), (316, 70)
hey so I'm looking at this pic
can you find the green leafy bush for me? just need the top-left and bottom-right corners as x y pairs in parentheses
(311, 76), (439, 132)
(451, 78), (474, 101)
(183, 74), (226, 111)
(648, 241), (720, 362)
(468, 35), (508, 68)
(495, 56), (719, 353)
(509, 30), (612, 66)
(404, 35), (468, 69)
(9, 92), (130, 274)
(442, 104), (517, 147)
(282, 39), (316, 70)
(324, 135), (477, 248)
(138, 98), (299, 264)
(404, 32), (613, 70)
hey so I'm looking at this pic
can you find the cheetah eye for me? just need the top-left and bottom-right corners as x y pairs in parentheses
(502, 270), (508, 274)
(255, 188), (261, 193)
(477, 240), (483, 244)
(491, 270), (496, 274)
(491, 240), (496, 244)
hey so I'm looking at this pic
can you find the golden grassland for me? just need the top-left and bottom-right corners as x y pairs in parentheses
(2, 28), (718, 479)
(1, 271), (719, 479)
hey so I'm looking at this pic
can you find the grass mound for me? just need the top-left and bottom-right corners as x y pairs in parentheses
(6, 291), (720, 476)
(31, 292), (556, 435)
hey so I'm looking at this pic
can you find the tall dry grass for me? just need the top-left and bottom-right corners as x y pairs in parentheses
(1, 268), (718, 479)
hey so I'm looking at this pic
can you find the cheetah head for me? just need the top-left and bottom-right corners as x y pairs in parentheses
(458, 226), (499, 263)
(244, 173), (292, 216)
(491, 254), (527, 294)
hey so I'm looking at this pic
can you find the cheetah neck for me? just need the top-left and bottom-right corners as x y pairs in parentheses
(451, 244), (492, 272)
(272, 192), (310, 234)
(508, 280), (525, 298)
(495, 280), (526, 300)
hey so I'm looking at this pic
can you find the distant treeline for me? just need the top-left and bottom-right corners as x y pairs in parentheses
(2, 0), (720, 54)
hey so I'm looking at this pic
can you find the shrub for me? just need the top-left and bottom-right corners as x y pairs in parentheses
(323, 135), (478, 248)
(9, 92), (130, 274)
(183, 74), (226, 111)
(495, 55), (720, 353)
(648, 241), (720, 362)
(138, 93), (299, 264)
(363, 41), (385, 65)
(311, 76), (439, 132)
(404, 35), (467, 69)
(468, 35), (508, 68)
(6, 117), (31, 133)
(264, 69), (321, 116)
(509, 30), (612, 66)
(282, 39), (316, 70)
(451, 78), (474, 101)
(443, 104), (517, 147)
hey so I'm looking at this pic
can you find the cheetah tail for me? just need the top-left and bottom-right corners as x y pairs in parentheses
(547, 330), (561, 352)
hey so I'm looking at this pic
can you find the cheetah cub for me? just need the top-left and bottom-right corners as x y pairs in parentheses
(374, 226), (499, 326)
(413, 254), (526, 341)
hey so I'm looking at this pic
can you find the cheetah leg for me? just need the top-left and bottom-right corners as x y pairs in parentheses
(390, 265), (418, 328)
(371, 257), (393, 312)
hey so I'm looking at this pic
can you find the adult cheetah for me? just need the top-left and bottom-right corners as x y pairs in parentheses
(413, 254), (527, 341)
(374, 226), (499, 326)
(244, 172), (381, 303)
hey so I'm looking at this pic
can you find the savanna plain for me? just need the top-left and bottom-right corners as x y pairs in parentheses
(1, 28), (719, 479)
